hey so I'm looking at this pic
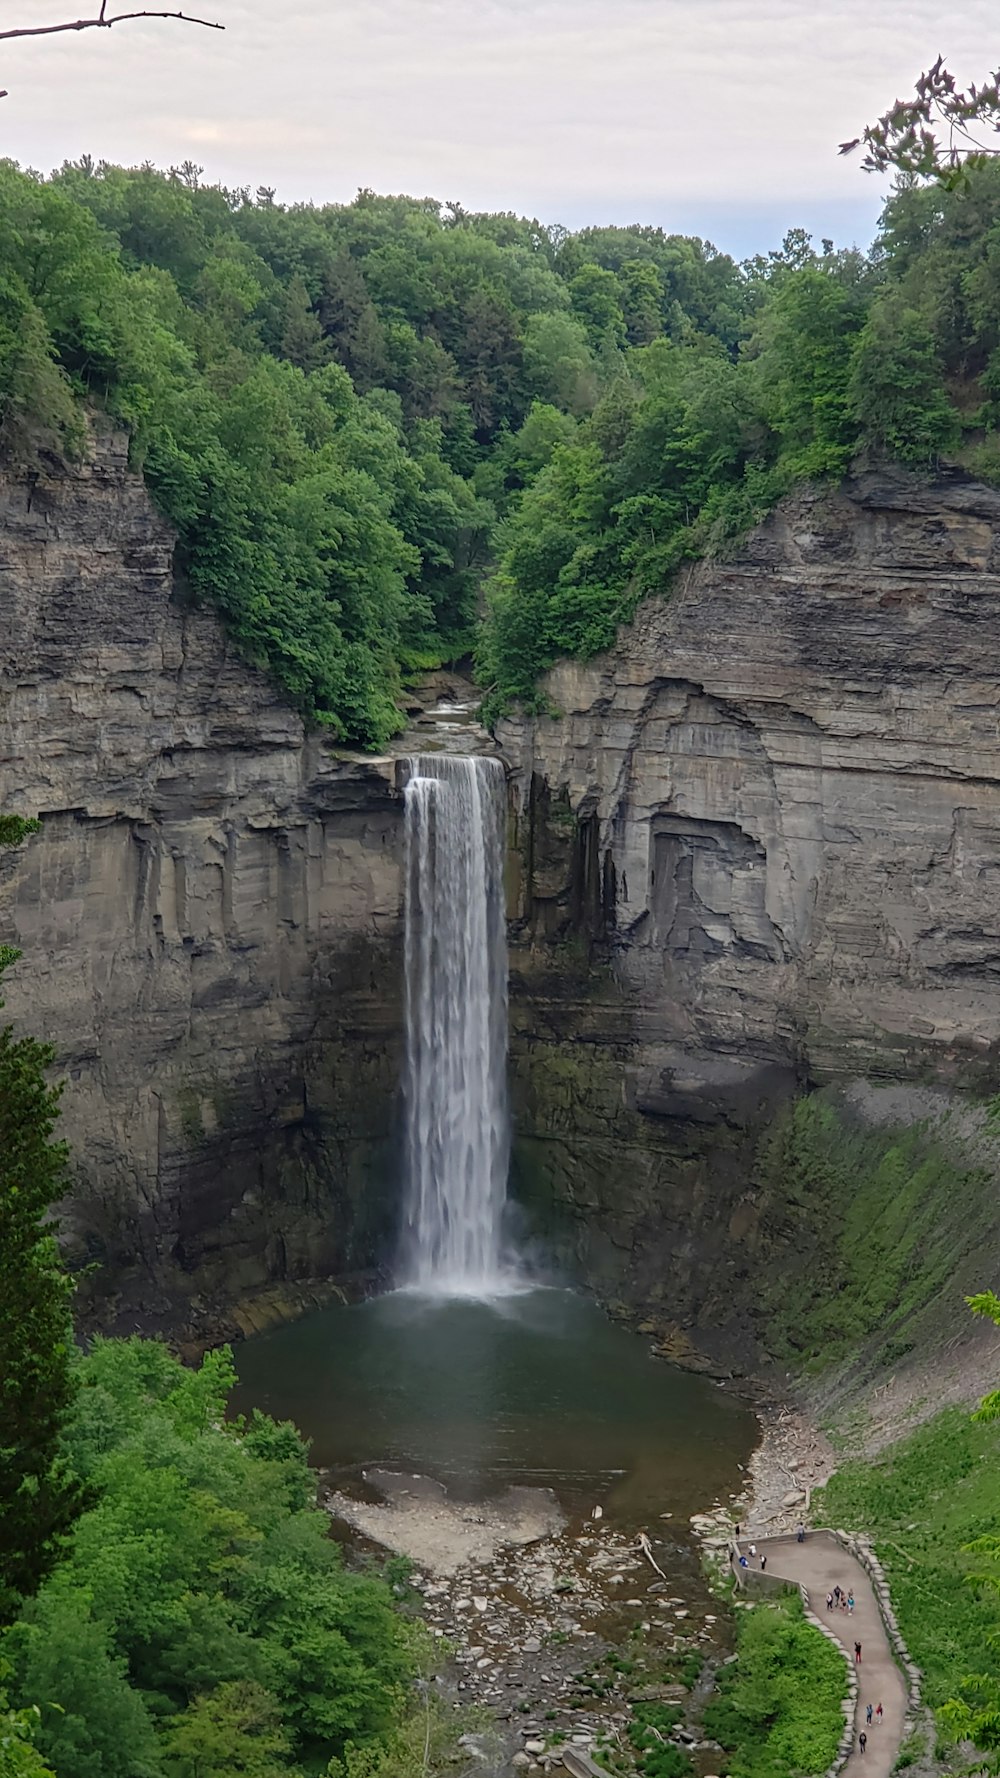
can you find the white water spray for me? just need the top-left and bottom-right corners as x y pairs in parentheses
(401, 754), (512, 1295)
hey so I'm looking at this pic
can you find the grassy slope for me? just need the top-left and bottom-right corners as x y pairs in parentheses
(816, 1408), (1000, 1761)
(751, 1089), (999, 1375)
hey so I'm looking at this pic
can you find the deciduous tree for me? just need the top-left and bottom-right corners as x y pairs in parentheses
(0, 817), (83, 1624)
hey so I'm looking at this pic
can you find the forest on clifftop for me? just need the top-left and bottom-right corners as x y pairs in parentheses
(4, 157), (1000, 740)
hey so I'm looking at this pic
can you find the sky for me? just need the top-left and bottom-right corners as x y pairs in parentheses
(5, 0), (1000, 257)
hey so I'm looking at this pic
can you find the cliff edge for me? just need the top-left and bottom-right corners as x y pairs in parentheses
(0, 430), (405, 1330)
(499, 467), (1000, 1349)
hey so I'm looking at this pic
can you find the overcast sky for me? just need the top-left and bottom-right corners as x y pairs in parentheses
(6, 1), (999, 256)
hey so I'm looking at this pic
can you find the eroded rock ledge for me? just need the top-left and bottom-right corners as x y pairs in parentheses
(0, 430), (406, 1328)
(499, 468), (1000, 1350)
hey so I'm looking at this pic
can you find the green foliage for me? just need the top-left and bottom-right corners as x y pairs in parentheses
(969, 1291), (1000, 1423)
(162, 1682), (293, 1778)
(752, 1090), (994, 1368)
(8, 158), (1000, 725)
(817, 1407), (1000, 1767)
(702, 1593), (845, 1778)
(627, 1703), (691, 1778)
(0, 1662), (53, 1778)
(851, 296), (959, 462)
(4, 1337), (422, 1778)
(0, 817), (83, 1626)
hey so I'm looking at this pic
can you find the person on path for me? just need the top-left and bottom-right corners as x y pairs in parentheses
(749, 1543), (757, 1557)
(760, 1554), (767, 1571)
(797, 1523), (806, 1543)
(859, 1731), (867, 1755)
(854, 1641), (862, 1664)
(826, 1592), (834, 1611)
(866, 1704), (873, 1725)
(834, 1585), (842, 1604)
(738, 1554), (748, 1569)
(875, 1702), (883, 1724)
(848, 1591), (855, 1614)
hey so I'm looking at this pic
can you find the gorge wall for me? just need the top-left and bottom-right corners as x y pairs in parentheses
(0, 430), (406, 1333)
(5, 438), (1000, 1355)
(499, 468), (1000, 1356)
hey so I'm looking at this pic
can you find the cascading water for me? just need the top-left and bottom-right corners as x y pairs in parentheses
(400, 754), (512, 1295)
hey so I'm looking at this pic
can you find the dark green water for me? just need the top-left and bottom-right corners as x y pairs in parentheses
(232, 1287), (756, 1528)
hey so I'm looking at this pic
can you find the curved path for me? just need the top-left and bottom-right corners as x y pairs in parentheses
(740, 1532), (908, 1777)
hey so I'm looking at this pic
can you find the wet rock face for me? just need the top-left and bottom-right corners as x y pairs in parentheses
(0, 432), (406, 1326)
(500, 469), (1000, 1343)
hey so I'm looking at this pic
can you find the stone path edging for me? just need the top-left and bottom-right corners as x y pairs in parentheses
(730, 1545), (857, 1778)
(829, 1528), (923, 1729)
(732, 1530), (916, 1777)
(795, 1573), (859, 1778)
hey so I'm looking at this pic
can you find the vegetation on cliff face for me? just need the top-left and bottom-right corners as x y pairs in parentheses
(750, 1090), (997, 1373)
(8, 156), (1000, 734)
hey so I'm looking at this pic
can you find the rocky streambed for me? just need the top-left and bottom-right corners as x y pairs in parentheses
(326, 1470), (734, 1778)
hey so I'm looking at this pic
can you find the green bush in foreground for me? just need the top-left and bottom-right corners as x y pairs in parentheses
(817, 1406), (1000, 1767)
(3, 1337), (425, 1778)
(702, 1592), (844, 1778)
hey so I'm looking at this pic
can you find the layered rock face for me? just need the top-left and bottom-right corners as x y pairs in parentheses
(499, 470), (1000, 1345)
(0, 432), (405, 1328)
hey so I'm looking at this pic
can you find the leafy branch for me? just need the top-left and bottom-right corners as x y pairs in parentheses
(839, 54), (1000, 185)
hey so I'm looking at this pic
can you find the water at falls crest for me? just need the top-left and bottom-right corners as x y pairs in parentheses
(401, 754), (514, 1295)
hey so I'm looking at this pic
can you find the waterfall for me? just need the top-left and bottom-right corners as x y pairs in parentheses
(401, 754), (512, 1295)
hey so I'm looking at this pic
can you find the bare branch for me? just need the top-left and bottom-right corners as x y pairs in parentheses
(0, 7), (223, 41)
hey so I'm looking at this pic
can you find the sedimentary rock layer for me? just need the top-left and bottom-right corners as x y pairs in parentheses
(0, 430), (405, 1325)
(499, 469), (1000, 1342)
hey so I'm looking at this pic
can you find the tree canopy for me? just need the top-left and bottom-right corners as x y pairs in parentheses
(5, 156), (1000, 730)
(3, 1337), (428, 1778)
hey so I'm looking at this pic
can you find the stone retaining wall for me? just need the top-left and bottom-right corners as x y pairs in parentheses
(732, 1551), (857, 1778)
(831, 1528), (924, 1733)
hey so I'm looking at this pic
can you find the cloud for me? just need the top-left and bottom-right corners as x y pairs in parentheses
(4, 0), (998, 251)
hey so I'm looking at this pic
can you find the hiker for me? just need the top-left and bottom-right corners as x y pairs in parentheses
(854, 1641), (862, 1664)
(826, 1592), (834, 1611)
(833, 1585), (842, 1604)
(738, 1554), (748, 1568)
(760, 1553), (767, 1571)
(859, 1731), (867, 1755)
(847, 1591), (855, 1614)
(866, 1704), (873, 1725)
(875, 1702), (883, 1724)
(796, 1523), (805, 1543)
(748, 1542), (757, 1557)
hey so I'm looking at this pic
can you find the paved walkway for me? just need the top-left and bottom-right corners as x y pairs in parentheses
(737, 1531), (908, 1778)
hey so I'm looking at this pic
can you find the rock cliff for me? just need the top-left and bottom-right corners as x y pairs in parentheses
(0, 430), (406, 1331)
(498, 469), (1000, 1350)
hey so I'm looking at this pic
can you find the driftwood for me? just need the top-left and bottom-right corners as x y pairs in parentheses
(636, 1530), (666, 1579)
(560, 1747), (615, 1778)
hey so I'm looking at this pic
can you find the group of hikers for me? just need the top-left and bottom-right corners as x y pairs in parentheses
(857, 1699), (885, 1755)
(732, 1533), (888, 1759)
(826, 1582), (855, 1614)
